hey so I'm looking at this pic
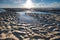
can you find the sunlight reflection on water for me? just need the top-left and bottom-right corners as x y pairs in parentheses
(16, 11), (53, 24)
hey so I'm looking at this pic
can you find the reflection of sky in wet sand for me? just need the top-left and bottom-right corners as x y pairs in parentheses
(0, 9), (6, 12)
(16, 11), (54, 24)
(16, 12), (38, 23)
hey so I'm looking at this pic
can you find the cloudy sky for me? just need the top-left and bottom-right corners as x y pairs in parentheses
(0, 0), (60, 8)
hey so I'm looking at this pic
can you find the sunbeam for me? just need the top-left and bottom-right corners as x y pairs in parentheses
(23, 0), (35, 8)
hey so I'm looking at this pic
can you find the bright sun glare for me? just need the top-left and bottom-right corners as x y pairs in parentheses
(23, 0), (34, 8)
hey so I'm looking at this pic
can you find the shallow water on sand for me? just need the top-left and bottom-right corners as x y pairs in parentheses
(16, 11), (52, 24)
(16, 12), (38, 24)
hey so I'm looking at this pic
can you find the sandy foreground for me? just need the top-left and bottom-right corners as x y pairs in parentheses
(0, 11), (60, 40)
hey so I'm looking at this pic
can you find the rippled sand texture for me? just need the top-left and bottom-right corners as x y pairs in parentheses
(0, 11), (60, 40)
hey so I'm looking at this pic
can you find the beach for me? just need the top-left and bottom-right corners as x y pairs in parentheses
(0, 9), (60, 40)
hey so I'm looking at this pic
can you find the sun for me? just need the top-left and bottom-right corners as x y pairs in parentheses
(23, 0), (34, 8)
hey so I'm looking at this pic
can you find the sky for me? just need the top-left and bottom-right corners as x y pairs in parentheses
(0, 0), (60, 8)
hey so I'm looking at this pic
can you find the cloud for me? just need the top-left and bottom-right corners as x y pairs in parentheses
(34, 2), (60, 8)
(0, 0), (26, 4)
(0, 0), (26, 8)
(11, 0), (26, 4)
(0, 4), (23, 8)
(49, 2), (60, 8)
(0, 1), (60, 8)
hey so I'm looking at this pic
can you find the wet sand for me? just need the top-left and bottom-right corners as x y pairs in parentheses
(0, 11), (60, 40)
